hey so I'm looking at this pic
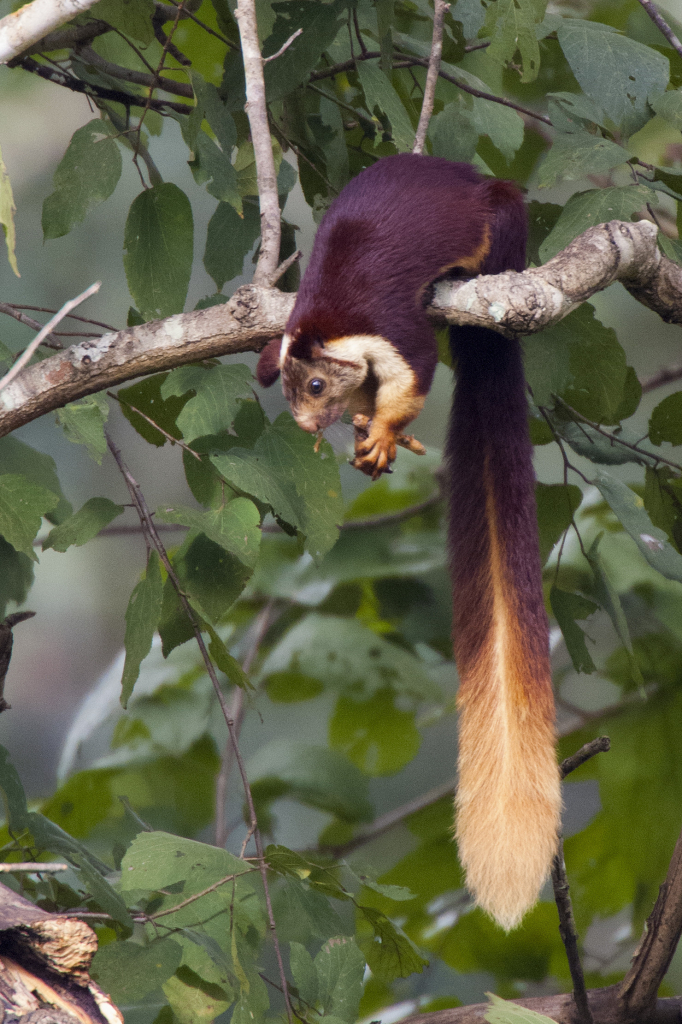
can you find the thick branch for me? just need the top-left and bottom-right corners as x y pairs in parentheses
(399, 989), (682, 1023)
(0, 0), (101, 63)
(430, 220), (681, 336)
(0, 286), (294, 439)
(0, 219), (680, 440)
(619, 823), (682, 1022)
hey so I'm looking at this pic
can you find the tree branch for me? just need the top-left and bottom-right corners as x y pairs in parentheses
(619, 822), (682, 1022)
(76, 44), (194, 98)
(636, 0), (682, 60)
(0, 220), (679, 440)
(0, 0), (101, 64)
(412, 0), (449, 155)
(234, 0), (281, 285)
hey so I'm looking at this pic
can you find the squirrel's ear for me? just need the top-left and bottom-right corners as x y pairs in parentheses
(256, 338), (282, 387)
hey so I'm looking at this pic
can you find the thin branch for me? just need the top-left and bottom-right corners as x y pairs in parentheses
(0, 862), (68, 872)
(105, 434), (292, 1024)
(8, 304), (117, 331)
(0, 281), (100, 393)
(412, 0), (449, 154)
(620, 822), (682, 1022)
(77, 45), (194, 97)
(560, 736), (611, 779)
(235, 0), (281, 285)
(641, 362), (682, 393)
(148, 868), (259, 919)
(551, 839), (594, 1024)
(0, 303), (62, 349)
(553, 395), (682, 475)
(309, 49), (552, 126)
(108, 390), (202, 460)
(9, 55), (193, 114)
(163, 0), (239, 49)
(636, 0), (682, 60)
(264, 28), (302, 63)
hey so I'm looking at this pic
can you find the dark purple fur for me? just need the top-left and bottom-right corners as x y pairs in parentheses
(447, 196), (549, 690)
(286, 154), (499, 394)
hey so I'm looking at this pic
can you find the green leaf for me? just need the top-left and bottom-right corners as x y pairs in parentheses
(202, 621), (252, 689)
(43, 497), (124, 552)
(359, 905), (427, 980)
(121, 551), (164, 707)
(161, 364), (254, 443)
(72, 854), (134, 928)
(42, 120), (122, 240)
(289, 942), (318, 1005)
(264, 1), (344, 101)
(483, 0), (545, 83)
(211, 412), (343, 560)
(651, 89), (682, 129)
(557, 19), (669, 136)
(91, 938), (183, 1002)
(89, 0), (155, 42)
(0, 539), (33, 619)
(0, 143), (18, 276)
(55, 393), (109, 463)
(163, 966), (232, 1024)
(329, 689), (420, 775)
(189, 129), (241, 210)
(586, 534), (642, 687)
(594, 470), (682, 585)
(649, 391), (682, 445)
(429, 102), (478, 163)
(124, 183), (194, 321)
(537, 131), (630, 189)
(204, 200), (260, 291)
(539, 185), (658, 262)
(121, 830), (249, 894)
(118, 373), (190, 447)
(524, 304), (631, 424)
(156, 498), (261, 568)
(0, 436), (71, 524)
(247, 741), (373, 822)
(551, 417), (661, 468)
(535, 483), (582, 564)
(171, 532), (252, 624)
(259, 614), (440, 701)
(0, 474), (59, 560)
(550, 586), (598, 674)
(357, 61), (415, 151)
(485, 992), (556, 1024)
(0, 744), (29, 832)
(314, 936), (366, 1022)
(271, 876), (346, 944)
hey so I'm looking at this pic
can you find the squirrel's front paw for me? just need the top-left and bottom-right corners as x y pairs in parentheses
(351, 416), (397, 479)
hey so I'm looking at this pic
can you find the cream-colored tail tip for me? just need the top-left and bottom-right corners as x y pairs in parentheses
(456, 792), (561, 931)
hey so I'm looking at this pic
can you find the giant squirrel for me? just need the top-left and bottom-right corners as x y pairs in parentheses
(256, 153), (561, 931)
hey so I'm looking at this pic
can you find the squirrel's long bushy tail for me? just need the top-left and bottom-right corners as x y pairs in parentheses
(447, 326), (561, 931)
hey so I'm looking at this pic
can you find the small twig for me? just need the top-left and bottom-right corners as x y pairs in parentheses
(0, 303), (62, 349)
(164, 0), (238, 49)
(636, 0), (682, 60)
(553, 396), (682, 475)
(0, 281), (100, 392)
(560, 736), (611, 779)
(412, 0), (449, 154)
(264, 28), (302, 63)
(0, 862), (68, 872)
(105, 432), (292, 1024)
(342, 486), (442, 530)
(108, 390), (202, 460)
(8, 305), (117, 331)
(235, 0), (281, 286)
(266, 248), (303, 287)
(552, 841), (594, 1024)
(552, 738), (611, 1024)
(149, 868), (259, 919)
(620, 821), (682, 1021)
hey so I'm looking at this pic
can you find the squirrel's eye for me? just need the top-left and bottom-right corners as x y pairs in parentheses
(309, 378), (325, 396)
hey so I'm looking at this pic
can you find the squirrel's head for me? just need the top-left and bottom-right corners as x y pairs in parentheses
(256, 332), (367, 434)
